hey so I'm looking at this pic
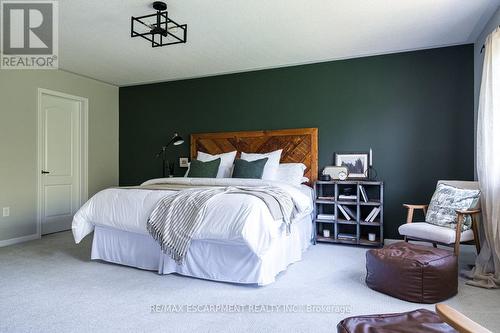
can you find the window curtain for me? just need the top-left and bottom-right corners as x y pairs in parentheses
(466, 27), (500, 289)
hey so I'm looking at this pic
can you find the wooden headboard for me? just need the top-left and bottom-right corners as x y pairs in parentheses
(191, 128), (318, 184)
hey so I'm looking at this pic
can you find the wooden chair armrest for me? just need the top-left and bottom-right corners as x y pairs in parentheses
(453, 208), (481, 255)
(403, 204), (428, 223)
(456, 208), (481, 215)
(436, 304), (492, 333)
(403, 204), (428, 209)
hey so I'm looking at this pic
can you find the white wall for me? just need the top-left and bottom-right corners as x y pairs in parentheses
(0, 70), (119, 244)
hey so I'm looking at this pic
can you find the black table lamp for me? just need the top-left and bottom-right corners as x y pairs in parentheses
(155, 133), (184, 177)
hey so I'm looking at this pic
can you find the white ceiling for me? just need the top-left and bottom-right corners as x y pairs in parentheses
(60, 0), (500, 86)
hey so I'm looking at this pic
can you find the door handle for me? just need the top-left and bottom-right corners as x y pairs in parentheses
(41, 170), (50, 174)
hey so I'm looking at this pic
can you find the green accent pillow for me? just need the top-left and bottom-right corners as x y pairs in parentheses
(232, 158), (269, 179)
(187, 158), (221, 178)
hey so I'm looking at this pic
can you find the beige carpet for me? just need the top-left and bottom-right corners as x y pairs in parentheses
(0, 231), (499, 333)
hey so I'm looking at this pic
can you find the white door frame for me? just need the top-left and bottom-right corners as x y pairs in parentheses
(36, 88), (88, 237)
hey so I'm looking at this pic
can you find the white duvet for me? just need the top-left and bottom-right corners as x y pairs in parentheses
(72, 177), (313, 257)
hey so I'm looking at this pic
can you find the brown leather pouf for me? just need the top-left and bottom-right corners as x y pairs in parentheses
(366, 242), (457, 303)
(337, 309), (457, 333)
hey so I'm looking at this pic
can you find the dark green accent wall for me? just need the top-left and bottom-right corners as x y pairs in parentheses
(119, 44), (474, 239)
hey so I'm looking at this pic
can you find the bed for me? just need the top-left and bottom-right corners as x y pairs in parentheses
(72, 128), (318, 285)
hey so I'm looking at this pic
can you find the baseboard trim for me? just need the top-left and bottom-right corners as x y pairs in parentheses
(0, 233), (40, 247)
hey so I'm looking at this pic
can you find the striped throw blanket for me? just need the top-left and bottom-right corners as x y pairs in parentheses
(147, 186), (294, 264)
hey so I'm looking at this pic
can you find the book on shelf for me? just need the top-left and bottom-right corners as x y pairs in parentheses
(337, 205), (351, 220)
(317, 196), (335, 200)
(337, 233), (356, 240)
(338, 194), (357, 201)
(364, 207), (377, 222)
(359, 185), (369, 203)
(364, 207), (380, 222)
(341, 205), (357, 219)
(369, 208), (380, 222)
(317, 214), (335, 220)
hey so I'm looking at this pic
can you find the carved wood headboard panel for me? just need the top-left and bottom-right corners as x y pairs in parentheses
(191, 128), (318, 184)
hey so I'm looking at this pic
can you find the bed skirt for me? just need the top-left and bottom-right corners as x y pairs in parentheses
(91, 215), (312, 286)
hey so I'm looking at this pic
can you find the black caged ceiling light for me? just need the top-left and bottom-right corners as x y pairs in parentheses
(131, 1), (187, 48)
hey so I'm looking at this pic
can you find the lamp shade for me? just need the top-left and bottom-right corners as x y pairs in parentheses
(172, 134), (184, 146)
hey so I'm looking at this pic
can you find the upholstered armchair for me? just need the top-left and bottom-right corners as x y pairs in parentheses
(398, 180), (481, 256)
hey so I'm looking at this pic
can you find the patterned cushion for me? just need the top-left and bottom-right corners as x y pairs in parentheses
(426, 183), (480, 231)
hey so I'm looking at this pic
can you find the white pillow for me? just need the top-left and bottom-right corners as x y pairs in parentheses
(196, 151), (237, 178)
(276, 163), (307, 185)
(241, 150), (282, 180)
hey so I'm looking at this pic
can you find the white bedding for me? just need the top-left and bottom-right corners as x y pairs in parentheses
(72, 177), (313, 258)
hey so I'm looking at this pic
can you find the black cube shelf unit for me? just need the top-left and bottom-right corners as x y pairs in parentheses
(314, 180), (384, 247)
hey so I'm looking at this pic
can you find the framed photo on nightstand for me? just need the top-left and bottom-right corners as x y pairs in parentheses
(334, 152), (369, 179)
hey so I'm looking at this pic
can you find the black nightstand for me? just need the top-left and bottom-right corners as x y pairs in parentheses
(314, 180), (384, 247)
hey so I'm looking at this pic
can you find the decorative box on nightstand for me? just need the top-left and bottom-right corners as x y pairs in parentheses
(313, 180), (384, 247)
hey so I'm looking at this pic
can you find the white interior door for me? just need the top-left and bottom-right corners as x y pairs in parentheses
(39, 92), (82, 235)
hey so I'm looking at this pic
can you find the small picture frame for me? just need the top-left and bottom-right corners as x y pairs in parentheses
(334, 152), (369, 179)
(179, 157), (189, 168)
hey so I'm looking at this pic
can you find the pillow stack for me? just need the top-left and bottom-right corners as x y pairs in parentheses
(185, 149), (308, 186)
(238, 150), (282, 180)
(197, 151), (236, 178)
(276, 163), (309, 185)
